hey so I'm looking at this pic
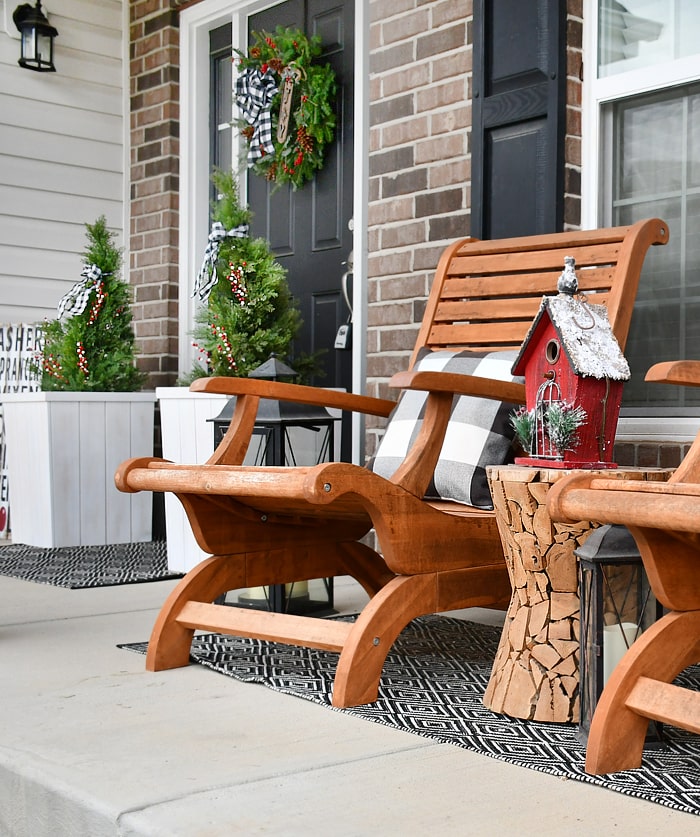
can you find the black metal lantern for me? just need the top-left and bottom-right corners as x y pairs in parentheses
(13, 1), (58, 72)
(575, 524), (663, 741)
(211, 355), (337, 466)
(210, 355), (340, 614)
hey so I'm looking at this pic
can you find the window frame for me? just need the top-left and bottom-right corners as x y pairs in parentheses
(582, 0), (700, 437)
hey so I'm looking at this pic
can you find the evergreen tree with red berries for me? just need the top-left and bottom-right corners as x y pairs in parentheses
(38, 216), (145, 392)
(185, 169), (305, 380)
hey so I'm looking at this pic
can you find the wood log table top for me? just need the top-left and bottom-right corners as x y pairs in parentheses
(482, 465), (672, 724)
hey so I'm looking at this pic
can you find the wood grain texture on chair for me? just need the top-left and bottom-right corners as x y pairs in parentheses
(115, 218), (669, 709)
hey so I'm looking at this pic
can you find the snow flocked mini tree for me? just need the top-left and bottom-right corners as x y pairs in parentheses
(187, 169), (304, 381)
(39, 216), (146, 392)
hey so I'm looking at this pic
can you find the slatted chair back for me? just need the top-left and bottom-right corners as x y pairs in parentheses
(412, 221), (667, 365)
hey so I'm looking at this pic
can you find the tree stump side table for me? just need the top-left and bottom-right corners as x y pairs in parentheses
(483, 465), (672, 724)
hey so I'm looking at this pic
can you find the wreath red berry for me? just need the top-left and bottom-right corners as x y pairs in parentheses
(234, 27), (337, 190)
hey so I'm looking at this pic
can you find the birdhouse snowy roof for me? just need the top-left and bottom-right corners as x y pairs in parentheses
(512, 293), (631, 381)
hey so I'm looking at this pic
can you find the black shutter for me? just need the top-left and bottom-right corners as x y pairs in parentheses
(471, 0), (566, 239)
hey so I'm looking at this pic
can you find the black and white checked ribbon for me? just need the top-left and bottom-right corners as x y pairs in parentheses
(57, 264), (103, 319)
(235, 67), (279, 164)
(193, 221), (249, 302)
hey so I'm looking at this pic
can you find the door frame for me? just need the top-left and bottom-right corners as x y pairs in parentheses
(178, 0), (369, 462)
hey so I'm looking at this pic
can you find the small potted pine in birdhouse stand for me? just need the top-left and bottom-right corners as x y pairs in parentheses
(510, 256), (630, 469)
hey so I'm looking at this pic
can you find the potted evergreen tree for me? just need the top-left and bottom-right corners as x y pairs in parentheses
(185, 168), (302, 379)
(2, 217), (155, 548)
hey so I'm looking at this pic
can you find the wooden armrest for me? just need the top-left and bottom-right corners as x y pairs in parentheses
(548, 471), (700, 535)
(389, 369), (526, 405)
(190, 376), (395, 418)
(645, 361), (700, 388)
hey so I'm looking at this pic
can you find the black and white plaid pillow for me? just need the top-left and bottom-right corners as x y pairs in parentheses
(369, 349), (523, 508)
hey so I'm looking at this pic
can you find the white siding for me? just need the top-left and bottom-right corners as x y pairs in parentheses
(0, 0), (125, 324)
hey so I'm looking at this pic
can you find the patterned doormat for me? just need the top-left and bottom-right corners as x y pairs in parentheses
(0, 540), (182, 588)
(122, 615), (700, 816)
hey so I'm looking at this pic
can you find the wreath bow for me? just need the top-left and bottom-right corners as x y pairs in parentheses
(235, 67), (279, 164)
(57, 264), (104, 319)
(193, 221), (249, 302)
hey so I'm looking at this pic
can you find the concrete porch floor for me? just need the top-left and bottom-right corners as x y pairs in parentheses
(0, 571), (697, 836)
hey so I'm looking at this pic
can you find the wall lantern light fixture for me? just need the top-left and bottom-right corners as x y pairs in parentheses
(13, 1), (58, 72)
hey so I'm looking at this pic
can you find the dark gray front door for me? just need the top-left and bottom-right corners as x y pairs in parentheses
(246, 0), (354, 421)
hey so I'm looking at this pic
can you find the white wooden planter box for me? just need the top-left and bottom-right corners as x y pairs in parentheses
(2, 391), (156, 548)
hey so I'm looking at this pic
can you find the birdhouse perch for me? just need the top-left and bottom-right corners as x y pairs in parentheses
(511, 257), (630, 469)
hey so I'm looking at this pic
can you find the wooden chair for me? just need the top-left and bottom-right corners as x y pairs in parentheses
(116, 218), (668, 708)
(548, 359), (700, 774)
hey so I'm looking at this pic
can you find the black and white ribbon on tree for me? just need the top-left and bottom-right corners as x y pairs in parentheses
(193, 221), (249, 302)
(235, 67), (279, 164)
(57, 264), (104, 319)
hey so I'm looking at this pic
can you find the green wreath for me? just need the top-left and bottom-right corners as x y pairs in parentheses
(234, 27), (337, 190)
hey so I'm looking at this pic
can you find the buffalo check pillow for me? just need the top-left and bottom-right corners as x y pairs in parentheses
(369, 349), (523, 508)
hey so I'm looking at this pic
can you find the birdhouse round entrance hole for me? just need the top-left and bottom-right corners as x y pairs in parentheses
(545, 339), (560, 364)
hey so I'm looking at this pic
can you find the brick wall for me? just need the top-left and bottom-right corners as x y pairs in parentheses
(366, 0), (474, 456)
(364, 0), (584, 459)
(614, 441), (690, 470)
(129, 0), (182, 389)
(128, 0), (583, 408)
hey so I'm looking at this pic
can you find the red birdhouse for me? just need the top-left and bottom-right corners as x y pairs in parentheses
(511, 257), (630, 469)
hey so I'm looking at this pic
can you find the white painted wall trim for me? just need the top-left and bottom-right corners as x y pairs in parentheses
(351, 0), (369, 463)
(617, 417), (700, 444)
(122, 0), (131, 284)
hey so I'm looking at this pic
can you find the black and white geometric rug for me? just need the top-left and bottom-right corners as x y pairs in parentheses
(123, 615), (700, 816)
(0, 540), (182, 588)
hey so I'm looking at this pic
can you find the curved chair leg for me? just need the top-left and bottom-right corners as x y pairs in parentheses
(586, 609), (700, 774)
(146, 554), (247, 672)
(337, 541), (396, 598)
(331, 573), (437, 707)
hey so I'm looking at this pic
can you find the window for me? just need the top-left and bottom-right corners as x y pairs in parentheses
(587, 1), (700, 411)
(598, 0), (700, 77)
(209, 23), (233, 207)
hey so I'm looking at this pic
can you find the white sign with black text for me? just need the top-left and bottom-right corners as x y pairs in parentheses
(0, 324), (43, 538)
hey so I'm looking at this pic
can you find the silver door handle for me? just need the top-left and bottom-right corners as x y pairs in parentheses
(341, 251), (353, 317)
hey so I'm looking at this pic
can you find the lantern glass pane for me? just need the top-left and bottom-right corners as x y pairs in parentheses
(578, 562), (599, 735)
(21, 30), (36, 61)
(37, 32), (52, 65)
(602, 563), (655, 628)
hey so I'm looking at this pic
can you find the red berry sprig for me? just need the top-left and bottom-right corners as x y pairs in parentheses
(88, 282), (106, 325)
(42, 353), (67, 383)
(227, 261), (248, 304)
(209, 323), (237, 371)
(192, 341), (211, 366)
(76, 341), (89, 376)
